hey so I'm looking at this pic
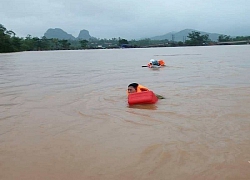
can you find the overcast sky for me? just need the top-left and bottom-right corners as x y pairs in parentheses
(1, 0), (250, 39)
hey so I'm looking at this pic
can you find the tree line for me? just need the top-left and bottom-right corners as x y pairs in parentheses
(1, 24), (249, 53)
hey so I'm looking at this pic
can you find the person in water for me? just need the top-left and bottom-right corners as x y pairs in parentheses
(127, 83), (149, 94)
(148, 59), (160, 66)
(127, 83), (165, 99)
(147, 59), (166, 67)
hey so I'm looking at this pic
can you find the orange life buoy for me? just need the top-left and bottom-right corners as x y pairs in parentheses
(158, 60), (165, 66)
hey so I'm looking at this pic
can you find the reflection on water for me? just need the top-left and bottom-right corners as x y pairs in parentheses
(128, 104), (158, 110)
(0, 45), (250, 180)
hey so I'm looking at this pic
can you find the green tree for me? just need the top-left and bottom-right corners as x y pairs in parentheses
(79, 40), (88, 49)
(135, 38), (151, 47)
(22, 35), (35, 51)
(218, 35), (232, 42)
(233, 36), (250, 41)
(186, 31), (210, 46)
(40, 36), (50, 50)
(59, 40), (71, 50)
(0, 24), (12, 53)
(11, 37), (22, 51)
(51, 38), (59, 50)
(118, 38), (129, 46)
(177, 41), (184, 46)
(33, 37), (41, 51)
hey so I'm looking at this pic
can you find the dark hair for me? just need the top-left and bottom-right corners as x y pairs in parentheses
(128, 83), (138, 89)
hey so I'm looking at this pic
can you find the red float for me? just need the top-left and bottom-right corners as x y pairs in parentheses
(128, 91), (158, 105)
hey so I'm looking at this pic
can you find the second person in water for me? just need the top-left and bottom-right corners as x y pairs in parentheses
(147, 59), (165, 67)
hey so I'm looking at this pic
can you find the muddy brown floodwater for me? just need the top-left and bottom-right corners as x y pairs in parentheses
(0, 45), (250, 180)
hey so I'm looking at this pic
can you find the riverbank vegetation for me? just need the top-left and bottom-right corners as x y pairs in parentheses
(1, 24), (249, 53)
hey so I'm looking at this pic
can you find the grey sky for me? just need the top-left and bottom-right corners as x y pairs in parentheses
(1, 0), (250, 39)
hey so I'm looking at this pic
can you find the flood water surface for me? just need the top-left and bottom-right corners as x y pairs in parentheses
(0, 46), (250, 180)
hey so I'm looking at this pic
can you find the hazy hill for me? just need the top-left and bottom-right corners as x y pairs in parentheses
(150, 29), (223, 42)
(44, 28), (76, 40)
(77, 30), (91, 40)
(44, 28), (93, 40)
(44, 28), (225, 41)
